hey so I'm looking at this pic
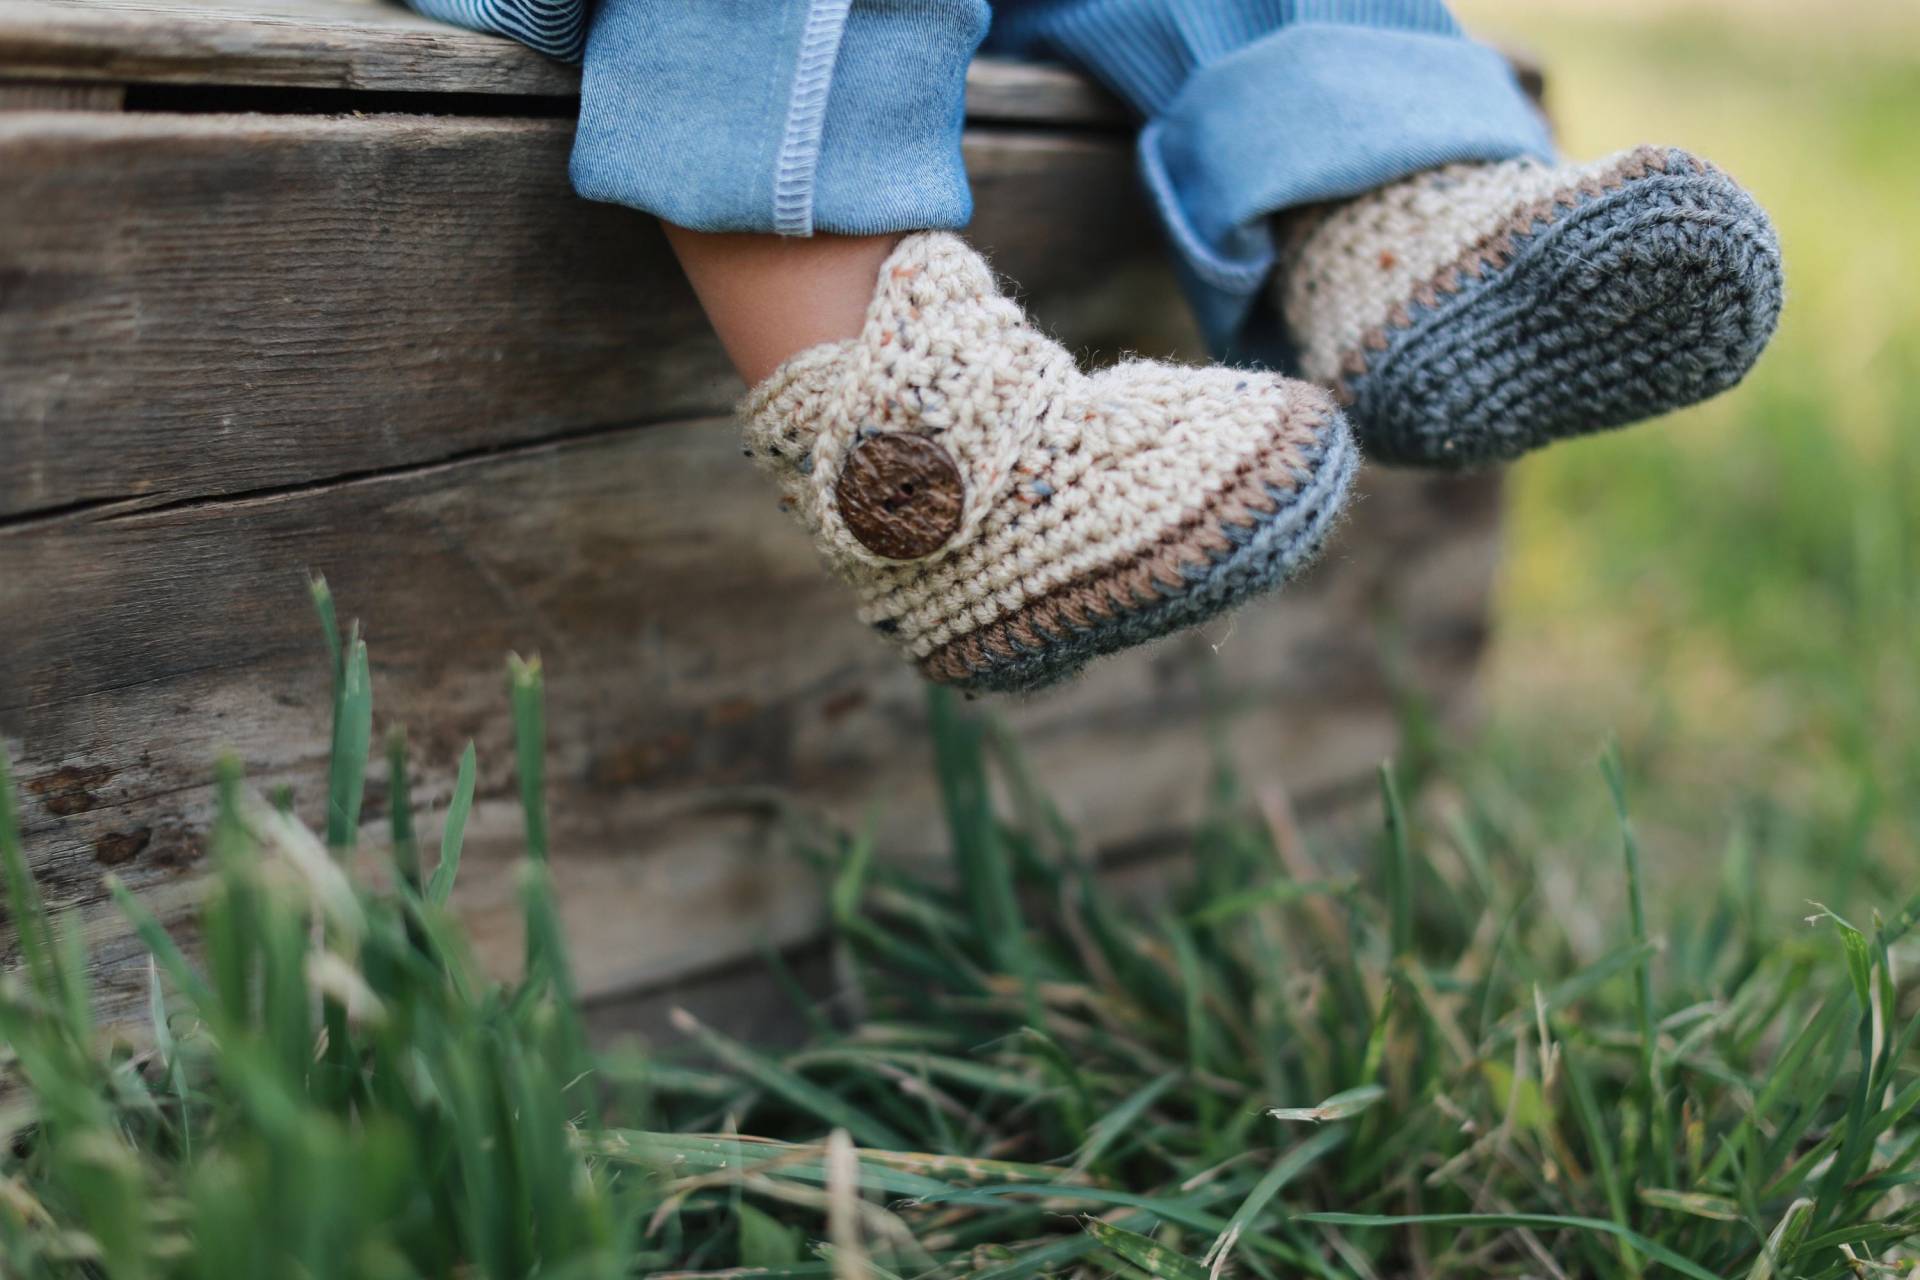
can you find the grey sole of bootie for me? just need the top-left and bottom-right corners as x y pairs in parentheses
(1335, 146), (1784, 468)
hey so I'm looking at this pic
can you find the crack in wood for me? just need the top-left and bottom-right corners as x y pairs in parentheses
(1, 412), (726, 535)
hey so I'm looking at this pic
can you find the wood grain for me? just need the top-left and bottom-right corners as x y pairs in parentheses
(0, 77), (122, 107)
(0, 0), (583, 96)
(0, 0), (1128, 121)
(0, 113), (1155, 522)
(1, 407), (1500, 1025)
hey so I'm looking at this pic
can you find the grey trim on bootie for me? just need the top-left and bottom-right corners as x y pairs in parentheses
(1280, 146), (1785, 468)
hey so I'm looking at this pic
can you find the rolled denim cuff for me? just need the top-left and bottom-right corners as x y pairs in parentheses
(1138, 24), (1555, 355)
(571, 0), (988, 237)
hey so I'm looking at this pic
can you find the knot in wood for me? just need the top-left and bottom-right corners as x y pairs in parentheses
(834, 432), (965, 561)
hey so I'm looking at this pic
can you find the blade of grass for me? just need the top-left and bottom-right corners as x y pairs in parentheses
(1207, 1128), (1345, 1265)
(326, 633), (373, 853)
(387, 730), (420, 894)
(309, 573), (341, 675)
(927, 688), (1027, 986)
(1602, 742), (1673, 1186)
(1301, 1212), (1720, 1280)
(0, 749), (62, 1006)
(1554, 1017), (1638, 1276)
(1380, 762), (1412, 958)
(669, 1010), (910, 1151)
(1268, 1085), (1385, 1124)
(1743, 1198), (1813, 1280)
(1084, 1218), (1209, 1280)
(509, 654), (548, 864)
(428, 741), (478, 906)
(103, 873), (215, 1015)
(1070, 1071), (1179, 1174)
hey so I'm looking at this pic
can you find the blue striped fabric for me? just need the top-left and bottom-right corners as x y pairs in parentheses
(405, 0), (585, 62)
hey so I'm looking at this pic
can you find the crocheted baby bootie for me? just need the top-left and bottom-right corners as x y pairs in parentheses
(1277, 146), (1784, 467)
(742, 232), (1357, 694)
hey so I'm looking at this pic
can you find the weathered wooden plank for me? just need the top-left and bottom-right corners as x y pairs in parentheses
(965, 60), (1127, 127)
(0, 0), (1127, 122)
(0, 406), (1500, 1023)
(0, 0), (583, 96)
(0, 112), (1157, 523)
(0, 6), (1531, 1033)
(0, 77), (121, 107)
(0, 110), (726, 520)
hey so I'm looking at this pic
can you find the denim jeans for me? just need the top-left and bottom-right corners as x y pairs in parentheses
(403, 0), (1553, 360)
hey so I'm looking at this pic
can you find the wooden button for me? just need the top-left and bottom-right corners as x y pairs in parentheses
(834, 433), (965, 561)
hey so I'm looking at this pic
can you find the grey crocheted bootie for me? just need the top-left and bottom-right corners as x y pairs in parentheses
(1278, 146), (1784, 467)
(742, 232), (1357, 695)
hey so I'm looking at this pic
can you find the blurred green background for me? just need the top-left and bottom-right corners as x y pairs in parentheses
(1444, 0), (1920, 914)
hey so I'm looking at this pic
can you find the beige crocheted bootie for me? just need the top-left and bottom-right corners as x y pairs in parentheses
(1277, 147), (1782, 467)
(741, 232), (1357, 694)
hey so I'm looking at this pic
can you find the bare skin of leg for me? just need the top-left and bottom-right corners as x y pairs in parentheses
(663, 225), (904, 388)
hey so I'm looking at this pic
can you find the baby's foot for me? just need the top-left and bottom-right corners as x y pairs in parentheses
(1278, 146), (1784, 467)
(743, 232), (1356, 694)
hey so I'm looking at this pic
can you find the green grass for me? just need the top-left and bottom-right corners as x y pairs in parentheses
(2, 589), (1918, 1278)
(1, 590), (631, 1279)
(1452, 0), (1920, 915)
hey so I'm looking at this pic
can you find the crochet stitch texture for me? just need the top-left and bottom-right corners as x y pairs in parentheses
(742, 232), (1357, 694)
(1279, 145), (1784, 466)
